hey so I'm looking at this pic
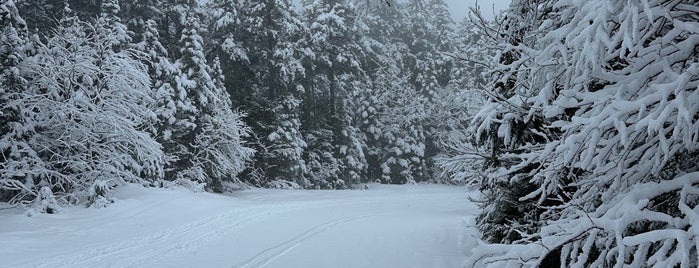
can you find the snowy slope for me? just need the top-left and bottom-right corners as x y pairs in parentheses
(0, 184), (479, 268)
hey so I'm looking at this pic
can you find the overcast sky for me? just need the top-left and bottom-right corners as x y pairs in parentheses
(292, 0), (511, 22)
(443, 0), (511, 22)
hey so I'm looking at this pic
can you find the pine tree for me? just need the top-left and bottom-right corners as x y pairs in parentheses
(0, 0), (45, 207)
(402, 0), (459, 181)
(403, 0), (440, 97)
(433, 18), (493, 184)
(232, 0), (306, 100)
(207, 0), (246, 63)
(353, 75), (384, 182)
(466, 0), (699, 266)
(333, 77), (369, 186)
(355, 1), (421, 183)
(190, 58), (254, 192)
(96, 0), (131, 51)
(211, 0), (308, 187)
(132, 19), (194, 185)
(174, 13), (253, 191)
(301, 0), (368, 188)
(159, 0), (205, 57)
(460, 0), (558, 244)
(119, 0), (165, 35)
(15, 0), (63, 35)
(265, 96), (308, 188)
(373, 71), (426, 184)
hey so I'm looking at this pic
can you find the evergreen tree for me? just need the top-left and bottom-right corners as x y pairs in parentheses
(0, 0), (45, 207)
(433, 18), (493, 184)
(353, 74), (384, 182)
(355, 1), (419, 183)
(463, 0), (558, 244)
(301, 0), (368, 188)
(264, 96), (308, 188)
(190, 58), (255, 192)
(402, 0), (458, 181)
(212, 0), (308, 187)
(132, 19), (194, 184)
(373, 70), (426, 184)
(207, 0), (245, 63)
(14, 0), (61, 35)
(159, 0), (205, 57)
(174, 13), (254, 191)
(465, 0), (699, 266)
(119, 0), (165, 35)
(96, 0), (131, 51)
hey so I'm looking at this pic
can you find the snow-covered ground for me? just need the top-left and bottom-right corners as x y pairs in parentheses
(0, 184), (479, 268)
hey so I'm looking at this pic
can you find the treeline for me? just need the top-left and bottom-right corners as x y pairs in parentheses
(1, 0), (489, 211)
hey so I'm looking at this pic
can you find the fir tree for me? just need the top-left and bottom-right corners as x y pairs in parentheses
(301, 0), (368, 188)
(132, 19), (194, 184)
(96, 0), (131, 51)
(213, 0), (308, 187)
(174, 13), (253, 191)
(465, 0), (699, 266)
(190, 58), (254, 192)
(0, 0), (44, 207)
(464, 0), (558, 244)
(264, 96), (308, 188)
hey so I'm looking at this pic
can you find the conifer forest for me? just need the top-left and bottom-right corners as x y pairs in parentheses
(1, 0), (699, 267)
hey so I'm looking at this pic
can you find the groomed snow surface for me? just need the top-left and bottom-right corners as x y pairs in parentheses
(0, 184), (479, 268)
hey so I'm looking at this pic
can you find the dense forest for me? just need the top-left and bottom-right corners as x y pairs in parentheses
(3, 0), (699, 266)
(1, 0), (489, 211)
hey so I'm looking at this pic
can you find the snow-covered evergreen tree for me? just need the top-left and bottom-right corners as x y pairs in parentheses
(97, 0), (130, 51)
(17, 15), (163, 208)
(300, 0), (368, 188)
(401, 0), (459, 181)
(190, 58), (255, 192)
(457, 0), (558, 244)
(264, 96), (308, 188)
(0, 0), (44, 207)
(465, 0), (699, 266)
(210, 0), (308, 187)
(207, 0), (246, 63)
(132, 18), (195, 185)
(353, 75), (384, 182)
(119, 0), (165, 35)
(174, 13), (254, 191)
(403, 0), (441, 98)
(159, 0), (206, 57)
(353, 1), (420, 183)
(434, 17), (494, 184)
(334, 78), (368, 186)
(234, 0), (306, 99)
(373, 71), (426, 184)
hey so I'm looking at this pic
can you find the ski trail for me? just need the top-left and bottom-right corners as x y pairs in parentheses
(235, 215), (374, 268)
(15, 199), (379, 268)
(1, 184), (470, 268)
(17, 203), (301, 268)
(258, 243), (301, 268)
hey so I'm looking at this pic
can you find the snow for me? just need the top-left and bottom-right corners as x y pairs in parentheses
(0, 184), (478, 268)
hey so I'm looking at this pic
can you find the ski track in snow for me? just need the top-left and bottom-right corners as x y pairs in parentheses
(236, 214), (374, 268)
(0, 184), (473, 268)
(27, 204), (291, 268)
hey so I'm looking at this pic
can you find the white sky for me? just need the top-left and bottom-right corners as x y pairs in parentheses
(443, 0), (511, 22)
(292, 0), (511, 22)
